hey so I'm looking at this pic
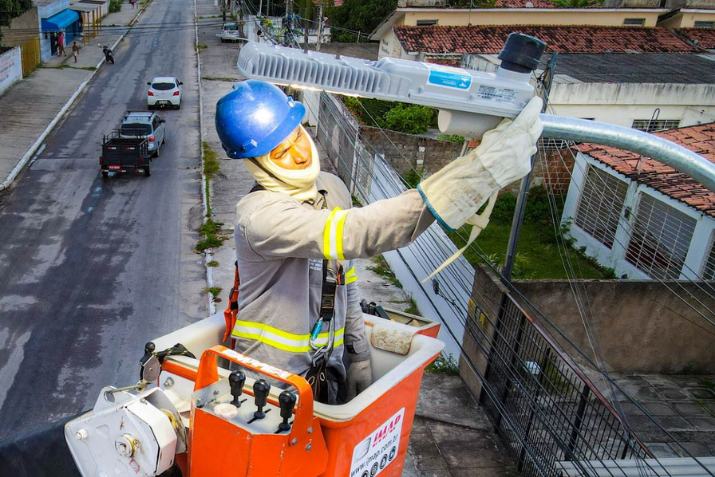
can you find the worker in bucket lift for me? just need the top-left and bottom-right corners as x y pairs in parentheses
(215, 79), (543, 405)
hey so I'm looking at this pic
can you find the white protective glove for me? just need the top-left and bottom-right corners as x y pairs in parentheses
(346, 358), (372, 401)
(417, 96), (543, 232)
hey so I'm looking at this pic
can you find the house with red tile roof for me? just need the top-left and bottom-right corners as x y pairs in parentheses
(560, 122), (715, 280)
(370, 0), (669, 58)
(388, 24), (715, 130)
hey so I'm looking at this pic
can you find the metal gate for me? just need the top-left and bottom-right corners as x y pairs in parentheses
(476, 291), (651, 477)
(19, 38), (40, 76)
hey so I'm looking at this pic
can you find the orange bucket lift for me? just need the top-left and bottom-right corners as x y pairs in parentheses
(64, 312), (444, 477)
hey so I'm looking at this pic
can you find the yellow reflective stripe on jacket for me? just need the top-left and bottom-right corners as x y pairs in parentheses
(345, 266), (357, 284)
(323, 208), (348, 260)
(232, 320), (345, 353)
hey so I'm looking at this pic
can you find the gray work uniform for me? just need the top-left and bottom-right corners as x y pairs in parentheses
(232, 172), (434, 383)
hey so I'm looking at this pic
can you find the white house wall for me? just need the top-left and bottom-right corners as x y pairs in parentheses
(562, 152), (715, 280)
(548, 82), (715, 128)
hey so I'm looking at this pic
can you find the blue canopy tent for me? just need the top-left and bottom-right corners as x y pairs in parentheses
(42, 10), (81, 45)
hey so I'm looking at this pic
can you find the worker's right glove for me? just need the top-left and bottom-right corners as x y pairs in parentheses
(346, 358), (372, 401)
(417, 96), (543, 232)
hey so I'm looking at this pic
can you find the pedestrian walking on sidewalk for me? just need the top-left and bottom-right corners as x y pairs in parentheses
(72, 41), (79, 63)
(130, 0), (136, 8)
(58, 32), (66, 57)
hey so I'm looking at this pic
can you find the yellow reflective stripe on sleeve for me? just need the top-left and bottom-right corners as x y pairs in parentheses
(232, 320), (344, 353)
(345, 266), (357, 284)
(323, 208), (348, 260)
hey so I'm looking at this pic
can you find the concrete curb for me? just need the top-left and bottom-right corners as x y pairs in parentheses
(193, 0), (216, 316)
(0, 4), (146, 192)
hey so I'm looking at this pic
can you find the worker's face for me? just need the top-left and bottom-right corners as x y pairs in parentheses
(269, 126), (312, 170)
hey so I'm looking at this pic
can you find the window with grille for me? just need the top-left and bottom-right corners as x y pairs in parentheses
(416, 20), (438, 26)
(701, 233), (715, 280)
(626, 194), (696, 280)
(574, 166), (628, 248)
(623, 18), (645, 26)
(694, 21), (715, 28)
(631, 119), (680, 132)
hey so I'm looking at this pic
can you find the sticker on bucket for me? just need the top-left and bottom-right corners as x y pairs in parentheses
(350, 408), (404, 477)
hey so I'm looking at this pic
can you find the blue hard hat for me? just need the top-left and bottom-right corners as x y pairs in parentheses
(215, 80), (306, 159)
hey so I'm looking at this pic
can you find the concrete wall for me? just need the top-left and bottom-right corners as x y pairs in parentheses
(513, 278), (715, 374)
(359, 126), (464, 176)
(0, 47), (23, 97)
(659, 11), (715, 27)
(463, 265), (715, 380)
(549, 82), (715, 128)
(2, 9), (41, 46)
(313, 43), (379, 61)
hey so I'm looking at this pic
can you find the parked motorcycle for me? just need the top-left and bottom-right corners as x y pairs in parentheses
(100, 44), (115, 64)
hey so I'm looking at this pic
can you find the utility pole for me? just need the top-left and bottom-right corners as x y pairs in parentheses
(316, 0), (324, 51)
(284, 0), (292, 46)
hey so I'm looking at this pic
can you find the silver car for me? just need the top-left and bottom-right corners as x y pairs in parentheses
(120, 111), (166, 158)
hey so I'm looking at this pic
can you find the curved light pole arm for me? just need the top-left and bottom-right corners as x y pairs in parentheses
(540, 114), (715, 193)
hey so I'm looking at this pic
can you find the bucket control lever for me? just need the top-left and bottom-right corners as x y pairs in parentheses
(229, 370), (246, 407)
(253, 379), (271, 420)
(277, 391), (296, 433)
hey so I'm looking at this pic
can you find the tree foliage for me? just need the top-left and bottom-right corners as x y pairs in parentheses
(343, 97), (436, 135)
(447, 0), (496, 7)
(550, 0), (602, 7)
(326, 0), (397, 43)
(0, 0), (32, 44)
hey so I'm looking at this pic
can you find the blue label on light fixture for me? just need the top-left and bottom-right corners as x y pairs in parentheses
(427, 68), (472, 90)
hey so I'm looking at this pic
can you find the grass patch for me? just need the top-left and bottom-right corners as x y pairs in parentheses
(195, 219), (225, 253)
(208, 286), (223, 301)
(197, 44), (208, 51)
(698, 379), (715, 391)
(426, 354), (459, 375)
(207, 260), (219, 267)
(367, 255), (402, 288)
(202, 142), (220, 179)
(202, 76), (238, 82)
(445, 186), (615, 279)
(404, 295), (420, 316)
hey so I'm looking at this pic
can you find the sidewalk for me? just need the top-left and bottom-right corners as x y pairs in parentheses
(0, 1), (141, 190)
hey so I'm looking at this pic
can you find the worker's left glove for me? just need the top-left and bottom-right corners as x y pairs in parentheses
(417, 96), (543, 231)
(346, 358), (372, 401)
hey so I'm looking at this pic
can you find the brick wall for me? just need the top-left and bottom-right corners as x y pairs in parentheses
(359, 126), (465, 177)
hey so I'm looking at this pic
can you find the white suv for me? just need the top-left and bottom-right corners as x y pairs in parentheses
(147, 77), (183, 110)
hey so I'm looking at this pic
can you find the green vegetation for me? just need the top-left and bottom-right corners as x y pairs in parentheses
(109, 0), (122, 13)
(343, 97), (437, 135)
(208, 286), (223, 302)
(426, 354), (459, 375)
(202, 142), (220, 179)
(207, 260), (219, 267)
(402, 169), (424, 189)
(699, 379), (715, 391)
(448, 0), (496, 6)
(404, 295), (420, 316)
(327, 0), (398, 43)
(197, 44), (208, 51)
(446, 186), (615, 279)
(437, 134), (465, 143)
(202, 76), (237, 82)
(550, 0), (602, 7)
(195, 219), (225, 253)
(367, 255), (402, 288)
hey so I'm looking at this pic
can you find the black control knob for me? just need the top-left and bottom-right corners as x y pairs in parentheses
(229, 370), (246, 407)
(278, 391), (297, 432)
(253, 379), (271, 420)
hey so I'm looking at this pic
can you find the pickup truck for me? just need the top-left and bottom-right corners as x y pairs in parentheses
(99, 130), (151, 178)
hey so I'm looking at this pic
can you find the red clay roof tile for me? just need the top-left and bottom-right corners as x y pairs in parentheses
(394, 25), (698, 54)
(675, 28), (715, 49)
(576, 123), (715, 217)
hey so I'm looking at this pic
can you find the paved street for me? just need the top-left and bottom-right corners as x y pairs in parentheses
(0, 0), (206, 439)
